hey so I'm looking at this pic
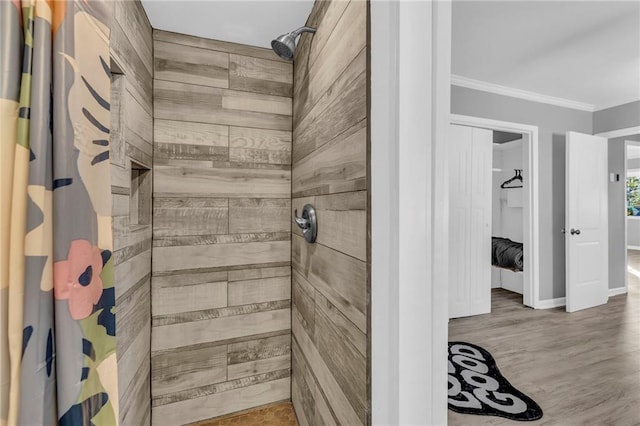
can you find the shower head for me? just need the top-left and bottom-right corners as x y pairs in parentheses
(271, 26), (316, 61)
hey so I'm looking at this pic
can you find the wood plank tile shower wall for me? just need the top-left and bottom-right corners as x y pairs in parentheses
(110, 1), (153, 425)
(291, 1), (370, 425)
(150, 30), (293, 425)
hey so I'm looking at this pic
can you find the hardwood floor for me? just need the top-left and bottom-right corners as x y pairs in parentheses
(448, 251), (640, 425)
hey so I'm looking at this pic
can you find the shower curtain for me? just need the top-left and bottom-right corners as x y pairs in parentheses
(1, 1), (117, 424)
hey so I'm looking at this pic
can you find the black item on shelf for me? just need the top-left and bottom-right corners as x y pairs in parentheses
(492, 237), (524, 271)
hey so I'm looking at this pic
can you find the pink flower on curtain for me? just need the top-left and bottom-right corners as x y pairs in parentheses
(54, 240), (104, 320)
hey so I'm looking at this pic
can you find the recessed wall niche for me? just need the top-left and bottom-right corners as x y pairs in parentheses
(130, 162), (151, 226)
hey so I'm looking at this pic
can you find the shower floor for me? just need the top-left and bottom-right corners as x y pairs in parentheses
(190, 402), (298, 426)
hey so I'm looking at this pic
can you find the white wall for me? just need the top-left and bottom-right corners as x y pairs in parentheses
(492, 149), (503, 288)
(492, 139), (524, 293)
(498, 140), (524, 242)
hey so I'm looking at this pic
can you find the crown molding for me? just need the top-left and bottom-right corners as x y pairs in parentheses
(451, 75), (596, 112)
(595, 126), (640, 139)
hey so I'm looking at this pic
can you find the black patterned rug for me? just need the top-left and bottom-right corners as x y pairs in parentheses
(448, 342), (543, 421)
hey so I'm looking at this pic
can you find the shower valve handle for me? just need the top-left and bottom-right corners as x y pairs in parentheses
(294, 210), (310, 229)
(293, 205), (318, 244)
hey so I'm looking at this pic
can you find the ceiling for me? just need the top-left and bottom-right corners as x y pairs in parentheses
(140, 1), (638, 111)
(140, 0), (314, 49)
(452, 1), (640, 111)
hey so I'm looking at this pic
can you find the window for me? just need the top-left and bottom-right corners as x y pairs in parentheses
(627, 176), (640, 216)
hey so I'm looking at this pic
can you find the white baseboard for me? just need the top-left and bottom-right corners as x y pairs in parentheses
(536, 297), (565, 309)
(609, 287), (628, 297)
(536, 289), (627, 309)
(628, 245), (640, 251)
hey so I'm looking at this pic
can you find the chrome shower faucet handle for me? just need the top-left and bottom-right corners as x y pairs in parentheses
(293, 204), (317, 243)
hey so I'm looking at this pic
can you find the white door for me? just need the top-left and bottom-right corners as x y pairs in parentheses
(449, 125), (492, 318)
(565, 131), (609, 312)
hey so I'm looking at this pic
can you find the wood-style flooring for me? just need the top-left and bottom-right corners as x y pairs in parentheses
(448, 250), (640, 425)
(190, 402), (298, 426)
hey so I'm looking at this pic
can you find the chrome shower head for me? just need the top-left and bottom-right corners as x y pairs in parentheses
(271, 26), (316, 61)
(271, 34), (296, 61)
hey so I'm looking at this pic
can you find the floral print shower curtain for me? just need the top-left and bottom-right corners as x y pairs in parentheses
(1, 1), (118, 424)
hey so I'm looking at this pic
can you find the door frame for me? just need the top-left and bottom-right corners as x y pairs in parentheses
(451, 114), (541, 308)
(371, 1), (451, 424)
(622, 139), (640, 292)
(595, 126), (640, 296)
(624, 140), (629, 292)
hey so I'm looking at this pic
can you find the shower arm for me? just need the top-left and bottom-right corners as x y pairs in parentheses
(291, 26), (317, 39)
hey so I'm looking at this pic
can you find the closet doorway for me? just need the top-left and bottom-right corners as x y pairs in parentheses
(448, 115), (540, 318)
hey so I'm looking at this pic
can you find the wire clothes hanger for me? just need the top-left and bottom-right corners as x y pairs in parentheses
(501, 169), (523, 189)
